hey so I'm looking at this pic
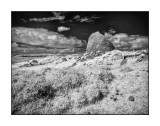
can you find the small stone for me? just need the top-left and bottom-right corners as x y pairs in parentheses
(62, 58), (67, 62)
(80, 57), (86, 62)
(113, 97), (118, 101)
(115, 92), (119, 95)
(116, 89), (120, 94)
(128, 96), (135, 101)
(30, 60), (38, 66)
(120, 93), (123, 97)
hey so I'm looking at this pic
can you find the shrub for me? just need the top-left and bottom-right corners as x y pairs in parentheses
(95, 80), (110, 97)
(70, 90), (88, 108)
(12, 67), (114, 114)
(48, 69), (87, 95)
(36, 85), (57, 100)
(12, 67), (90, 114)
(18, 99), (46, 114)
(98, 71), (114, 84)
(12, 71), (48, 114)
(53, 96), (71, 114)
(85, 85), (103, 104)
(12, 83), (56, 114)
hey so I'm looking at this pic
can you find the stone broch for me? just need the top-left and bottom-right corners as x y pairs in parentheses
(86, 31), (115, 52)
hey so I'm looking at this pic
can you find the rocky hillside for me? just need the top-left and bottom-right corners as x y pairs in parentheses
(12, 49), (148, 114)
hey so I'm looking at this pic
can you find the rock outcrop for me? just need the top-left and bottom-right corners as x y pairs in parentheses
(76, 50), (104, 63)
(86, 31), (115, 52)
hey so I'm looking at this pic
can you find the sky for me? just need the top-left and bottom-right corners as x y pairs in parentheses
(12, 11), (149, 40)
(11, 11), (149, 56)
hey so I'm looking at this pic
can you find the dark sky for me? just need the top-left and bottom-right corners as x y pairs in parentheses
(12, 11), (149, 40)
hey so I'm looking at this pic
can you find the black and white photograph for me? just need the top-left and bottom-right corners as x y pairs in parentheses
(11, 11), (149, 115)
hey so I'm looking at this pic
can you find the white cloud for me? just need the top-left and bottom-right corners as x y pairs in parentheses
(29, 16), (65, 22)
(130, 37), (148, 49)
(74, 15), (80, 20)
(79, 17), (94, 22)
(74, 15), (101, 23)
(57, 26), (70, 32)
(80, 17), (90, 22)
(113, 33), (129, 39)
(47, 35), (57, 40)
(28, 12), (65, 22)
(104, 32), (113, 39)
(108, 29), (116, 34)
(110, 33), (148, 50)
(12, 27), (82, 48)
(52, 12), (65, 17)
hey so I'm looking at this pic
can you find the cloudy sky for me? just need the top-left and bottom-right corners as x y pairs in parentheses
(12, 11), (149, 40)
(11, 11), (149, 55)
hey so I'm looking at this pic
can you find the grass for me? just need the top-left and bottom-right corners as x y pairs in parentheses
(120, 66), (133, 73)
(12, 67), (115, 114)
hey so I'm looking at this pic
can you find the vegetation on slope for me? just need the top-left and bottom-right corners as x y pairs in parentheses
(12, 67), (115, 114)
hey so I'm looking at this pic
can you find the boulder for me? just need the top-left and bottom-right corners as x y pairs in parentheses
(86, 31), (115, 52)
(111, 52), (124, 61)
(30, 59), (39, 66)
(86, 32), (104, 52)
(128, 96), (135, 102)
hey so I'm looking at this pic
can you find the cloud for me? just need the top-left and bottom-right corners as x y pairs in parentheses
(59, 14), (102, 24)
(29, 12), (65, 22)
(104, 32), (113, 39)
(108, 29), (116, 34)
(111, 33), (148, 50)
(130, 37), (148, 50)
(29, 16), (65, 22)
(79, 17), (93, 22)
(12, 27), (83, 48)
(113, 33), (129, 39)
(57, 26), (70, 32)
(52, 12), (66, 17)
(74, 15), (80, 20)
(20, 19), (27, 23)
(73, 15), (101, 23)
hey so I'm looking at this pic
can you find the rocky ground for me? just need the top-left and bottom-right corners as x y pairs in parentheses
(11, 49), (149, 114)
